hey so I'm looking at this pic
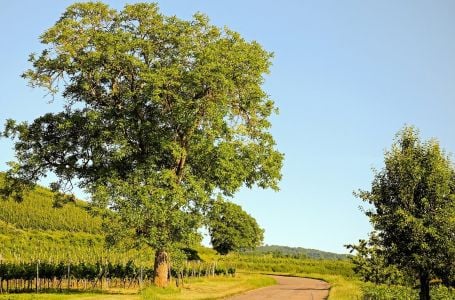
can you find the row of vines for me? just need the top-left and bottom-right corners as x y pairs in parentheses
(0, 198), (101, 233)
(0, 260), (236, 293)
(0, 174), (102, 234)
(224, 253), (355, 278)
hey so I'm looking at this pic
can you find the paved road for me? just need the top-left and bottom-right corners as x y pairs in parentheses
(227, 275), (330, 300)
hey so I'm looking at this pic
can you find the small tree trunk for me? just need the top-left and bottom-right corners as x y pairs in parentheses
(419, 271), (430, 300)
(153, 250), (169, 287)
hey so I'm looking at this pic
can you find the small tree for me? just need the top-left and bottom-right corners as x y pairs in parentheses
(354, 126), (455, 300)
(346, 233), (410, 285)
(1, 2), (283, 287)
(207, 198), (264, 255)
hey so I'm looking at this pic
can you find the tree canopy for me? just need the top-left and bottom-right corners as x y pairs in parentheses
(207, 198), (264, 255)
(353, 126), (455, 300)
(2, 2), (283, 286)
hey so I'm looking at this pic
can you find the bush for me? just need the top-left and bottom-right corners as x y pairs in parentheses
(362, 283), (455, 300)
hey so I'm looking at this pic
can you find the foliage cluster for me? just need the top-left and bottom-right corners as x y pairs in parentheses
(207, 199), (264, 255)
(346, 236), (411, 286)
(362, 283), (455, 300)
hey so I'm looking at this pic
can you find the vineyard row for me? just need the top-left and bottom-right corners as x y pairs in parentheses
(0, 260), (236, 293)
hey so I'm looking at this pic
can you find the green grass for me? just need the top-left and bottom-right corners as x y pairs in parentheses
(141, 274), (275, 300)
(299, 273), (362, 300)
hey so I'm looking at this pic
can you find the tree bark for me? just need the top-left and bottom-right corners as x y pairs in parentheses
(419, 271), (430, 300)
(153, 250), (169, 287)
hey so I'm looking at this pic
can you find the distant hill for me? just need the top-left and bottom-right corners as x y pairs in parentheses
(251, 245), (349, 260)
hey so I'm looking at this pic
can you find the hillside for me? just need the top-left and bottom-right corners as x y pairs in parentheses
(0, 174), (102, 233)
(0, 174), (156, 264)
(252, 245), (349, 260)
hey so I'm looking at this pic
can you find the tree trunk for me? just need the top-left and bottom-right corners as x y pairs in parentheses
(153, 250), (169, 287)
(419, 271), (430, 300)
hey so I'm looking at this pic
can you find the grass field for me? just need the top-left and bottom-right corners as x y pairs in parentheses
(299, 273), (362, 299)
(141, 274), (275, 300)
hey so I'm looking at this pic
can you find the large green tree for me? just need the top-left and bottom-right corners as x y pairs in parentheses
(354, 126), (455, 300)
(207, 198), (264, 255)
(1, 2), (283, 286)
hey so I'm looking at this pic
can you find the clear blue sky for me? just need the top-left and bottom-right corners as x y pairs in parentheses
(1, 1), (454, 253)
